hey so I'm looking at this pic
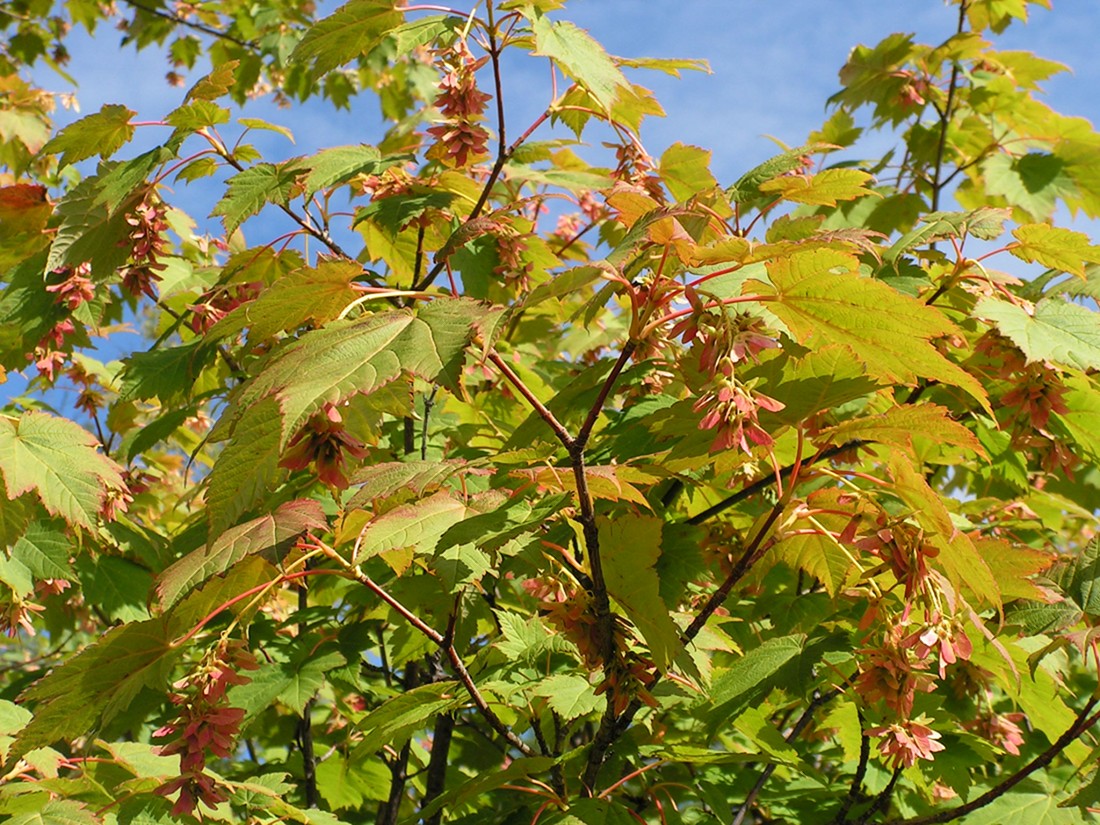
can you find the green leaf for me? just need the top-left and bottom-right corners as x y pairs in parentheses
(750, 250), (990, 410)
(416, 756), (558, 823)
(532, 16), (628, 111)
(346, 460), (466, 508)
(238, 117), (294, 143)
(819, 403), (985, 460)
(217, 299), (488, 445)
(290, 0), (404, 76)
(884, 208), (1010, 263)
(974, 296), (1100, 371)
(598, 515), (681, 671)
(73, 555), (153, 623)
(165, 100), (231, 134)
(315, 751), (390, 809)
(342, 490), (468, 564)
(230, 642), (346, 716)
(0, 798), (99, 825)
(0, 411), (125, 531)
(352, 681), (463, 755)
(210, 259), (365, 344)
(659, 142), (717, 201)
(119, 339), (211, 404)
(40, 104), (134, 169)
(293, 144), (407, 196)
(12, 618), (176, 763)
(530, 673), (605, 720)
(1009, 223), (1100, 278)
(185, 60), (239, 101)
(1050, 538), (1100, 617)
(204, 397), (285, 536)
(156, 499), (326, 609)
(211, 162), (299, 236)
(727, 143), (833, 205)
(709, 634), (805, 715)
(758, 168), (878, 206)
(9, 524), (72, 581)
(956, 786), (1086, 824)
(980, 153), (1075, 221)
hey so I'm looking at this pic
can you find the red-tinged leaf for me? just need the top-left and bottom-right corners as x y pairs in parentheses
(974, 296), (1100, 371)
(531, 15), (628, 111)
(0, 411), (125, 531)
(749, 249), (991, 411)
(289, 0), (403, 76)
(512, 464), (660, 508)
(340, 490), (468, 564)
(974, 537), (1055, 602)
(216, 299), (489, 446)
(599, 515), (681, 670)
(185, 60), (239, 101)
(771, 488), (862, 597)
(818, 404), (985, 460)
(40, 104), (135, 169)
(1009, 222), (1100, 278)
(156, 499), (327, 609)
(209, 259), (366, 345)
(346, 460), (470, 509)
(11, 619), (177, 764)
(758, 168), (878, 206)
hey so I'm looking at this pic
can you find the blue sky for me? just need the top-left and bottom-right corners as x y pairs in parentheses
(7, 1), (1100, 406)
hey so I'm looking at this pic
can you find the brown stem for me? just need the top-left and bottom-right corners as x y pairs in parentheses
(296, 574), (318, 807)
(832, 709), (871, 824)
(930, 0), (969, 212)
(883, 698), (1100, 825)
(378, 662), (421, 825)
(576, 343), (636, 449)
(486, 350), (574, 447)
(858, 767), (902, 825)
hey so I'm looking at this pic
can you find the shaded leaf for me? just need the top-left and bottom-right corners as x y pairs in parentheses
(975, 296), (1100, 371)
(599, 515), (681, 670)
(0, 411), (125, 531)
(290, 0), (403, 76)
(156, 499), (326, 609)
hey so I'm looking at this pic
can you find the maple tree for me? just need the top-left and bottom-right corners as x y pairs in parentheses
(4, 0), (1100, 822)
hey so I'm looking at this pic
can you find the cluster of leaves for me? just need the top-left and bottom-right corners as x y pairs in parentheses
(4, 0), (1100, 823)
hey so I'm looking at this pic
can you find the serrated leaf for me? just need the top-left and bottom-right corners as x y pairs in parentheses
(73, 554), (153, 623)
(957, 787), (1086, 824)
(204, 397), (285, 536)
(532, 16), (628, 111)
(1009, 223), (1100, 278)
(709, 634), (804, 714)
(524, 263), (611, 308)
(530, 673), (604, 720)
(9, 524), (72, 581)
(218, 298), (488, 445)
(156, 499), (327, 609)
(758, 168), (878, 206)
(353, 681), (462, 755)
(1052, 539), (1100, 617)
(211, 162), (299, 236)
(290, 0), (403, 76)
(230, 642), (346, 716)
(0, 798), (99, 825)
(416, 756), (558, 824)
(750, 250), (990, 410)
(0, 411), (125, 530)
(727, 143), (834, 205)
(974, 296), (1100, 371)
(819, 403), (985, 460)
(346, 460), (466, 508)
(119, 339), (211, 404)
(884, 208), (1011, 263)
(238, 117), (294, 143)
(659, 142), (717, 201)
(293, 144), (406, 196)
(495, 610), (572, 662)
(185, 60), (239, 101)
(165, 100), (231, 133)
(40, 104), (134, 169)
(598, 515), (680, 671)
(343, 490), (468, 563)
(12, 618), (176, 763)
(210, 259), (365, 344)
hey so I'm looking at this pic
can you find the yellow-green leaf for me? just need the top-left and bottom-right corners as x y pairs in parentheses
(1009, 223), (1100, 278)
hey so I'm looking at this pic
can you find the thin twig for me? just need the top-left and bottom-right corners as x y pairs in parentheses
(832, 709), (871, 824)
(486, 350), (574, 447)
(119, 0), (258, 50)
(883, 698), (1100, 825)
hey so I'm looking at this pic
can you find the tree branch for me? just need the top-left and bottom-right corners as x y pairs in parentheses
(883, 698), (1100, 825)
(832, 709), (871, 824)
(119, 0), (258, 50)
